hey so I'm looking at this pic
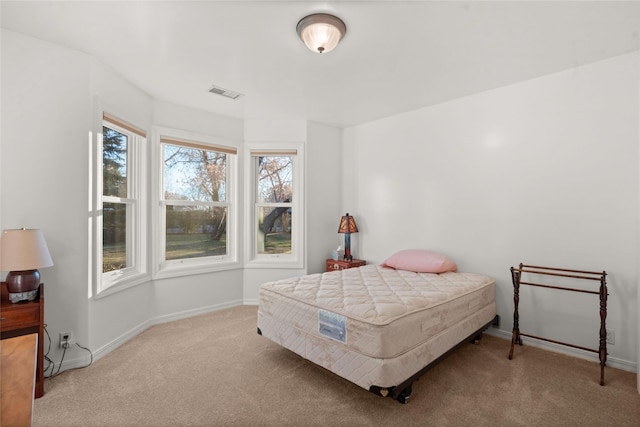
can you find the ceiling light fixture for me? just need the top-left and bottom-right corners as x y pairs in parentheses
(296, 13), (346, 54)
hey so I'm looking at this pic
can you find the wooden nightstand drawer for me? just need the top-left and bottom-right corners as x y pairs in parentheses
(0, 304), (40, 333)
(326, 259), (366, 272)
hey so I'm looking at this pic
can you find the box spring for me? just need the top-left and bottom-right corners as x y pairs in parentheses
(257, 264), (496, 399)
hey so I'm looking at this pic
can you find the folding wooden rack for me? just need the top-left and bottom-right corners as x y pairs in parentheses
(508, 263), (608, 385)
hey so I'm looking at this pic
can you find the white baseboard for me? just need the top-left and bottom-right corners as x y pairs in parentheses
(51, 309), (637, 377)
(52, 299), (244, 374)
(151, 299), (243, 327)
(486, 328), (637, 373)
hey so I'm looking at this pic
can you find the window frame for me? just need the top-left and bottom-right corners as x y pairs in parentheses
(244, 142), (305, 269)
(93, 111), (148, 298)
(152, 126), (240, 279)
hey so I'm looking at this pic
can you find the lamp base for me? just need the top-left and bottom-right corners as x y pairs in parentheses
(6, 270), (40, 303)
(8, 289), (39, 303)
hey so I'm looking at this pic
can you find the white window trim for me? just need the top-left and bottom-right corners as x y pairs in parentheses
(244, 142), (305, 269)
(151, 126), (241, 280)
(92, 107), (149, 299)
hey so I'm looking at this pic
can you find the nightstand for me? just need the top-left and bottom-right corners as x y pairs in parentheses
(326, 258), (366, 272)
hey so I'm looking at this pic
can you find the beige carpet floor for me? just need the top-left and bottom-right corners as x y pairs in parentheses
(34, 305), (639, 426)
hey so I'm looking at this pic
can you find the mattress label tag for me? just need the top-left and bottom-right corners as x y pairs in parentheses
(318, 310), (346, 343)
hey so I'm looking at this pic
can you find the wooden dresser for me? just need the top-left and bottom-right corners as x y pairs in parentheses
(1, 334), (37, 426)
(0, 282), (44, 398)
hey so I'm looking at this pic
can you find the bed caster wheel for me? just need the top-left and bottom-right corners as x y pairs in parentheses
(471, 332), (483, 345)
(396, 385), (412, 404)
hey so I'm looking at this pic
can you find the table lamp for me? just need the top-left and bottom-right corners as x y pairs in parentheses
(1, 229), (53, 303)
(337, 213), (358, 262)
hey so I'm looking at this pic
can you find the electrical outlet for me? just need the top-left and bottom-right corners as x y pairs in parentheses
(606, 329), (615, 345)
(59, 332), (74, 349)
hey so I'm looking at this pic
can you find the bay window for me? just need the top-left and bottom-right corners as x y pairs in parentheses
(97, 112), (147, 296)
(245, 144), (304, 268)
(155, 132), (238, 276)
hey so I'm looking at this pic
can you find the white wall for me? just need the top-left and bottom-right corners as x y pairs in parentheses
(1, 29), (94, 366)
(241, 120), (343, 303)
(306, 121), (344, 273)
(343, 52), (640, 371)
(637, 57), (640, 390)
(1, 30), (246, 368)
(86, 52), (156, 356)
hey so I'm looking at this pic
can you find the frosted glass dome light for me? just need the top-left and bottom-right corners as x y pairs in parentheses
(296, 13), (346, 54)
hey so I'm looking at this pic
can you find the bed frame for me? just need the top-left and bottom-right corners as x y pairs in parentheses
(363, 316), (497, 403)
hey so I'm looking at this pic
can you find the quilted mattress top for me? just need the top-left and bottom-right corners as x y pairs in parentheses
(259, 264), (495, 325)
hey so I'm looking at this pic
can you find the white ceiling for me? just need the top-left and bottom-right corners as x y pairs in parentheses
(2, 1), (640, 128)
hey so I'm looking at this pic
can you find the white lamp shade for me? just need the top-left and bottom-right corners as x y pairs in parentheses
(297, 13), (346, 54)
(1, 229), (54, 271)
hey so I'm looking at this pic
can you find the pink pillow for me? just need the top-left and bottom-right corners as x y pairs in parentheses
(382, 249), (457, 273)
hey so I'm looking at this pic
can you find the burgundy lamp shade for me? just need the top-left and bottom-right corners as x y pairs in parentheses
(337, 213), (358, 261)
(1, 229), (53, 302)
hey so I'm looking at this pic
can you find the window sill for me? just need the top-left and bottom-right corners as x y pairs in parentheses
(153, 260), (242, 280)
(244, 258), (304, 269)
(95, 272), (150, 299)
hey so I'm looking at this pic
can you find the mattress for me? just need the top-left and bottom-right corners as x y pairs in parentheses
(257, 264), (496, 391)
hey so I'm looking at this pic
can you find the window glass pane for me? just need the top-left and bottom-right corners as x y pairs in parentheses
(257, 206), (292, 255)
(165, 205), (227, 260)
(163, 144), (227, 202)
(103, 202), (127, 272)
(103, 126), (128, 198)
(257, 156), (293, 203)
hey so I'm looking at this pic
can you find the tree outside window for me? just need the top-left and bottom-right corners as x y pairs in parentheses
(98, 113), (147, 295)
(102, 125), (129, 272)
(162, 140), (233, 261)
(256, 155), (293, 255)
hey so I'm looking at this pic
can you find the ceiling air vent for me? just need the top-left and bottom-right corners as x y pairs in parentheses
(208, 85), (244, 100)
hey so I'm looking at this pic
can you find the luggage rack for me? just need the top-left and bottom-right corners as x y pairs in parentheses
(508, 263), (608, 386)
